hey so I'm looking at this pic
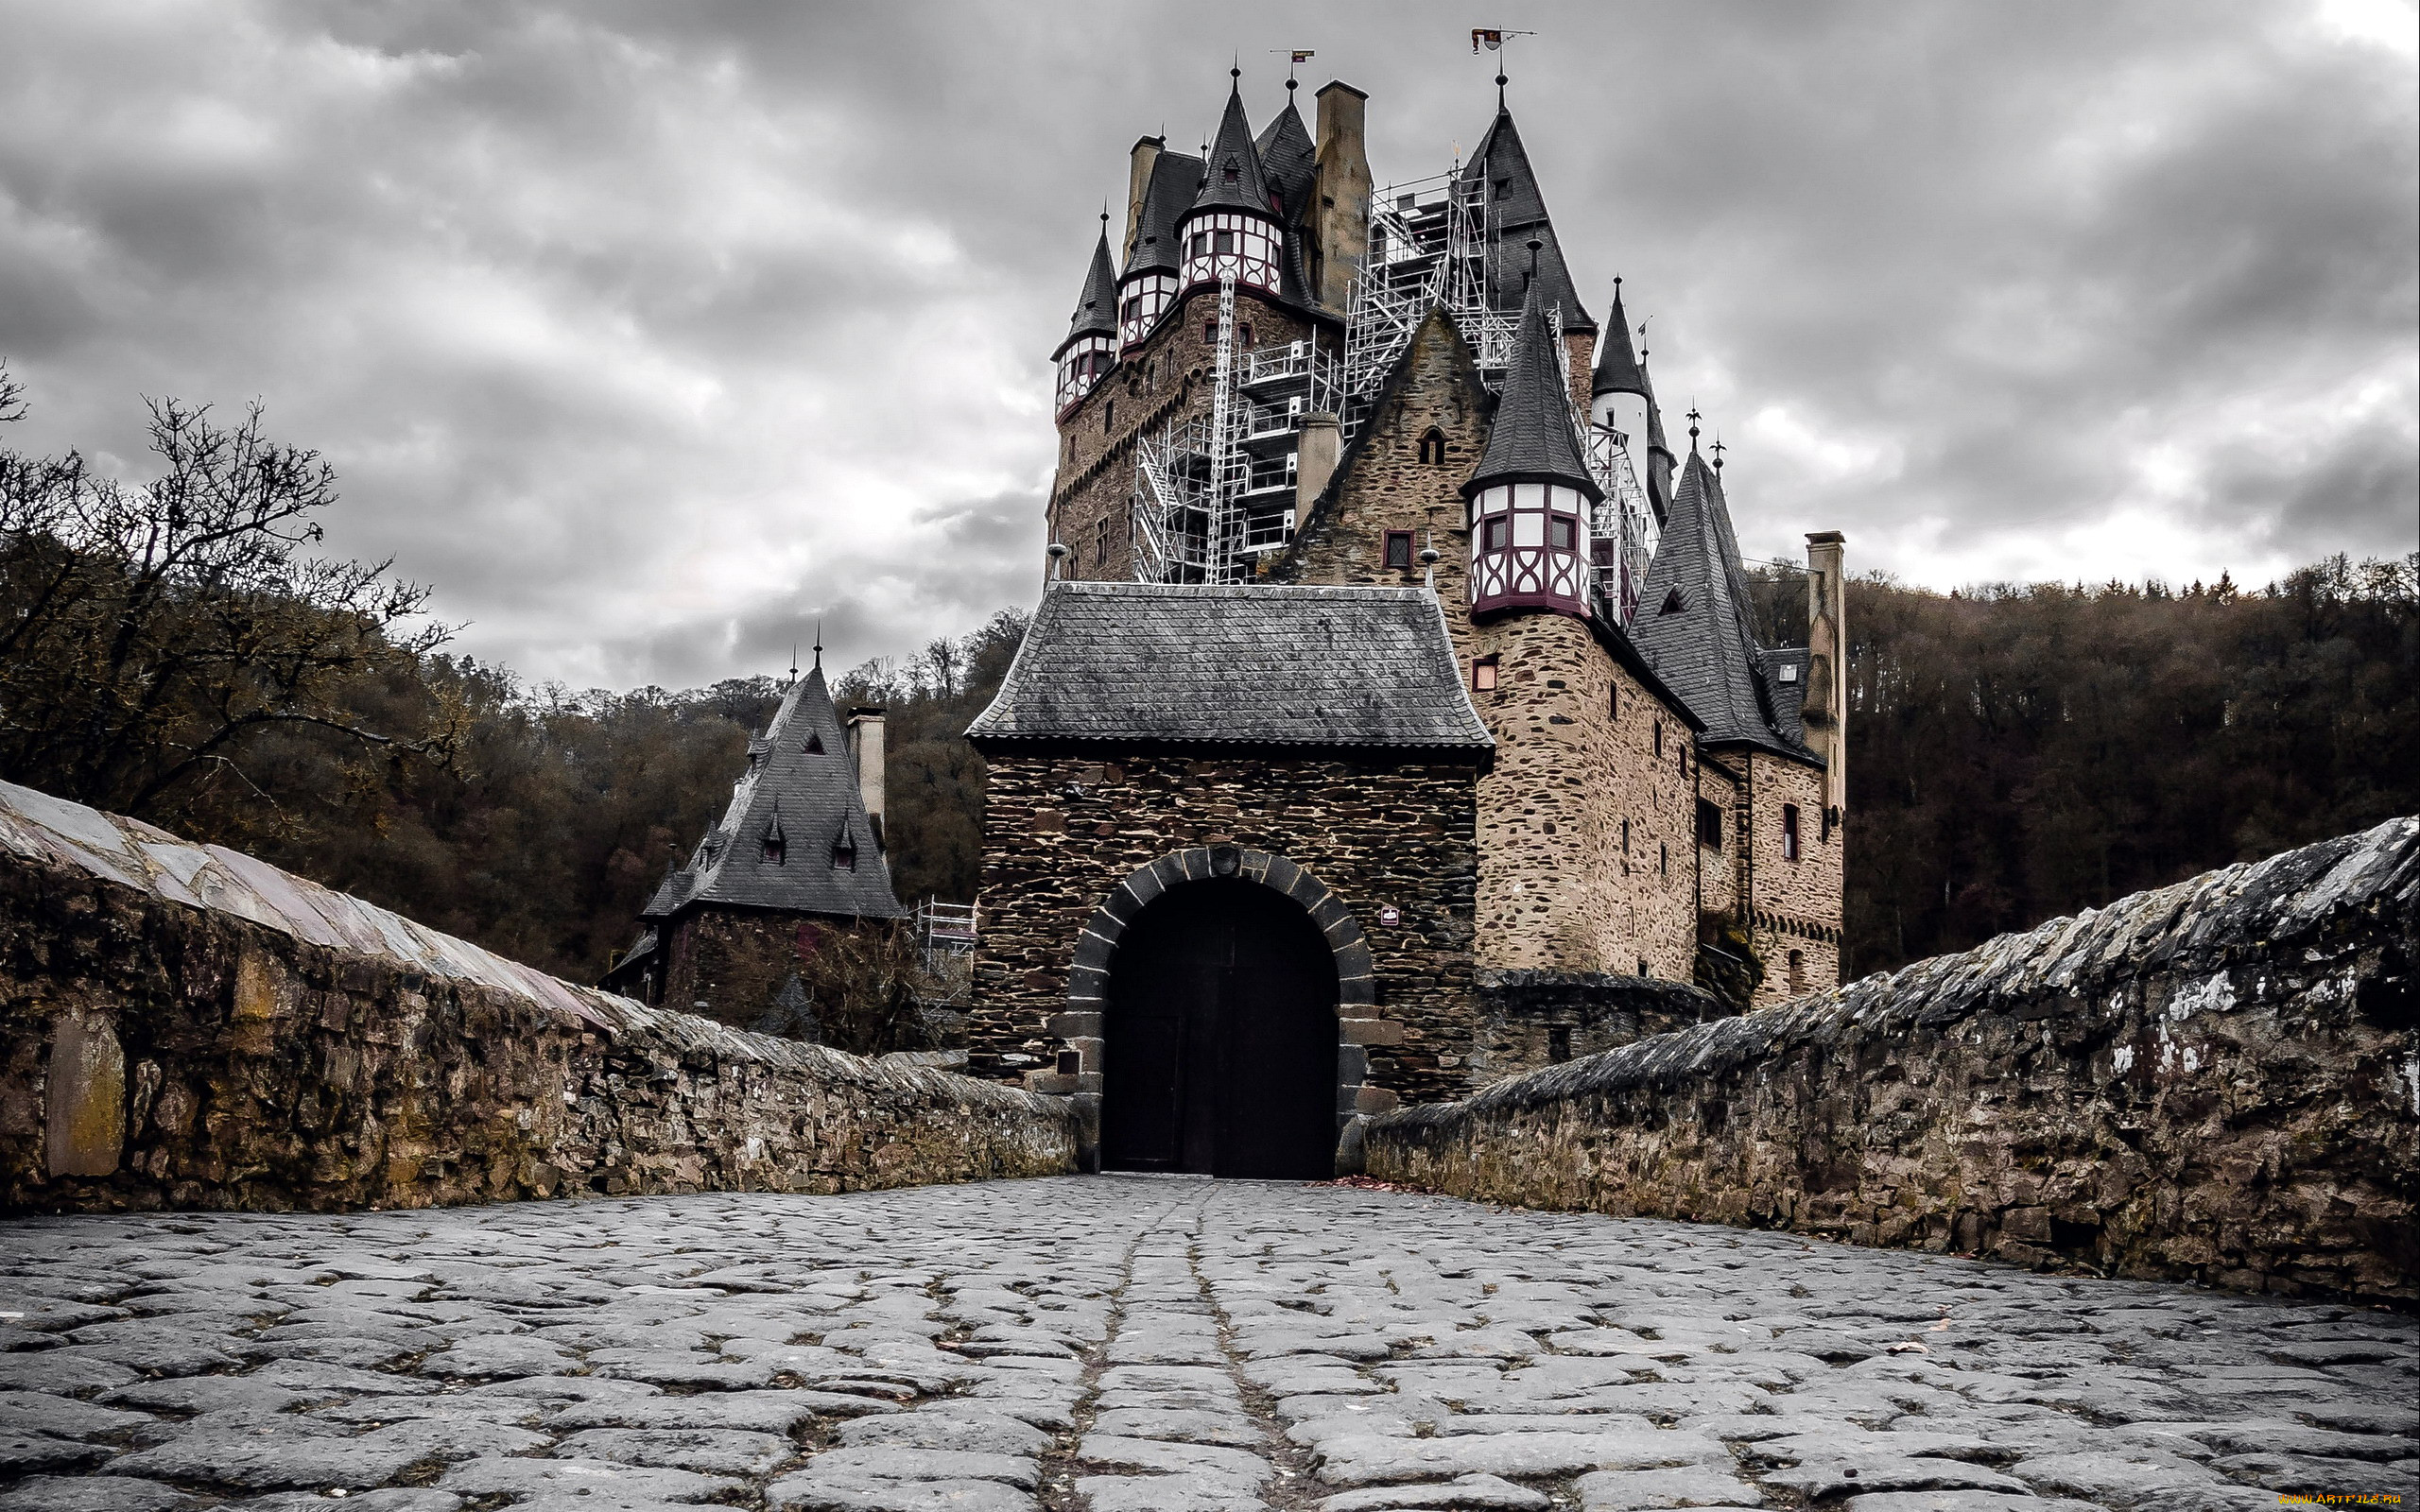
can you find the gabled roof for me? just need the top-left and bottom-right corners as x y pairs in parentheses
(1188, 82), (1278, 220)
(1592, 284), (1650, 399)
(1464, 288), (1602, 503)
(1058, 226), (1118, 355)
(966, 582), (1494, 752)
(1629, 453), (1819, 763)
(1461, 108), (1594, 334)
(644, 665), (906, 921)
(1253, 97), (1318, 221)
(1122, 149), (1204, 278)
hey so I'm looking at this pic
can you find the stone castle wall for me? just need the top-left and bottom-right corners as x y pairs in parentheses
(657, 904), (893, 1048)
(1277, 310), (1702, 983)
(972, 751), (1482, 1105)
(0, 782), (1076, 1213)
(1365, 816), (2420, 1301)
(1733, 747), (1841, 1003)
(1049, 285), (1318, 583)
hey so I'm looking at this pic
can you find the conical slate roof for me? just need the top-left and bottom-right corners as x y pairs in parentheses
(1058, 226), (1118, 354)
(1464, 289), (1602, 502)
(1461, 108), (1594, 333)
(1253, 96), (1318, 220)
(1122, 148), (1204, 277)
(1629, 452), (1814, 761)
(1592, 284), (1650, 398)
(642, 665), (906, 921)
(1189, 82), (1277, 219)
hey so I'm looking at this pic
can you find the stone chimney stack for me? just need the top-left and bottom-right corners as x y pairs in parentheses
(1121, 134), (1163, 263)
(1312, 81), (1371, 313)
(1803, 532), (1848, 821)
(845, 706), (887, 845)
(1295, 411), (1341, 521)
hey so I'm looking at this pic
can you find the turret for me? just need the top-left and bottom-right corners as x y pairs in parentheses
(1117, 144), (1201, 348)
(1054, 222), (1117, 413)
(1590, 281), (1653, 465)
(1463, 289), (1604, 620)
(1177, 76), (1283, 295)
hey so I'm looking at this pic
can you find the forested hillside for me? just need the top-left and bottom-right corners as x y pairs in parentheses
(4, 372), (2413, 985)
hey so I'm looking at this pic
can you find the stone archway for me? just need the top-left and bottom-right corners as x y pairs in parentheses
(1049, 845), (1396, 1174)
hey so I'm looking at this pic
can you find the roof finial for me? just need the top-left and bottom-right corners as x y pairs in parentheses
(1526, 236), (1542, 279)
(1047, 540), (1070, 582)
(1686, 405), (1702, 453)
(1496, 71), (1509, 109)
(1419, 534), (1442, 591)
(1711, 434), (1726, 472)
(1232, 55), (1241, 85)
(812, 621), (823, 670)
(788, 642), (800, 684)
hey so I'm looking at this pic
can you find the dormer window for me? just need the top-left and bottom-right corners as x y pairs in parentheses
(1779, 663), (1799, 683)
(832, 828), (857, 871)
(805, 732), (824, 754)
(1660, 588), (1686, 615)
(1222, 159), (1239, 182)
(762, 836), (785, 866)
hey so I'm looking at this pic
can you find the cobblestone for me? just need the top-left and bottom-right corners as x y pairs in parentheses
(0, 1176), (2413, 1511)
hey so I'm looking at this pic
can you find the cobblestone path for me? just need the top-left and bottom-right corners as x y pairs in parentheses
(1, 1176), (2412, 1512)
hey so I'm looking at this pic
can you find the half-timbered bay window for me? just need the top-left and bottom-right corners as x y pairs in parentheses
(1117, 273), (1177, 348)
(1466, 478), (1592, 617)
(1055, 335), (1114, 413)
(1179, 210), (1279, 292)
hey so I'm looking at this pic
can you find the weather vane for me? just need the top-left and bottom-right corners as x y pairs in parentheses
(1270, 48), (1314, 91)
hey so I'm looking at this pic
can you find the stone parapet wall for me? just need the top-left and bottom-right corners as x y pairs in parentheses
(1366, 817), (2420, 1301)
(1473, 969), (1730, 1080)
(0, 781), (1076, 1213)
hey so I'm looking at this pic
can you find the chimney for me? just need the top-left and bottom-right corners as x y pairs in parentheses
(1295, 411), (1340, 521)
(845, 706), (887, 846)
(1122, 135), (1164, 264)
(1802, 532), (1847, 820)
(1312, 82), (1371, 313)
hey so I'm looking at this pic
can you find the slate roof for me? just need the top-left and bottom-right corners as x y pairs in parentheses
(1629, 453), (1821, 764)
(1059, 226), (1118, 353)
(965, 582), (1494, 751)
(1189, 83), (1277, 219)
(1254, 97), (1318, 221)
(1122, 149), (1204, 277)
(1591, 284), (1649, 399)
(1465, 288), (1602, 502)
(1761, 648), (1810, 745)
(1461, 108), (1594, 333)
(644, 665), (906, 921)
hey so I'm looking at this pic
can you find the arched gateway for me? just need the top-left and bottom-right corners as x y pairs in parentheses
(1065, 846), (1380, 1178)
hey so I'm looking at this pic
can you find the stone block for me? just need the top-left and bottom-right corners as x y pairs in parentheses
(43, 1008), (125, 1179)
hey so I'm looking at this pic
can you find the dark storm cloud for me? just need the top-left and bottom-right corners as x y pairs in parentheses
(1, 0), (2410, 688)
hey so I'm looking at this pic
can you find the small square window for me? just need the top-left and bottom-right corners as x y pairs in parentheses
(1482, 517), (1509, 552)
(1215, 229), (1236, 253)
(1472, 655), (1499, 693)
(1384, 530), (1414, 570)
(1697, 798), (1724, 851)
(1549, 516), (1577, 551)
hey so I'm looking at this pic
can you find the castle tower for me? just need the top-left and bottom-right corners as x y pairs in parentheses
(1179, 78), (1284, 294)
(1463, 289), (1603, 619)
(1459, 104), (1595, 397)
(1117, 141), (1201, 348)
(1054, 224), (1118, 414)
(1590, 281), (1671, 521)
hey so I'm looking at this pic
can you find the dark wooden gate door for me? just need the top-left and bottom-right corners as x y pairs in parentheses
(1100, 879), (1338, 1178)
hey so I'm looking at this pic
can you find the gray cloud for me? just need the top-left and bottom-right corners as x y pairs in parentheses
(1, 0), (2411, 689)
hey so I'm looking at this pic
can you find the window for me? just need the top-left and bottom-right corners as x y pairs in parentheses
(761, 837), (785, 866)
(1591, 539), (1616, 568)
(832, 834), (856, 871)
(1481, 517), (1509, 552)
(1621, 816), (1630, 851)
(1788, 950), (1806, 994)
(1547, 1025), (1572, 1064)
(1783, 804), (1802, 861)
(1549, 515), (1577, 551)
(805, 732), (824, 754)
(1214, 229), (1236, 253)
(1222, 160), (1239, 183)
(1638, 957), (1651, 978)
(1652, 721), (1663, 758)
(1384, 530), (1414, 570)
(1418, 427), (1446, 465)
(1697, 798), (1724, 851)
(1238, 322), (1253, 346)
(1660, 588), (1686, 615)
(1104, 399), (1115, 434)
(1204, 320), (1219, 342)
(1094, 516), (1112, 571)
(1822, 808), (1834, 845)
(1659, 842), (1668, 876)
(1609, 682), (1619, 719)
(1472, 655), (1499, 693)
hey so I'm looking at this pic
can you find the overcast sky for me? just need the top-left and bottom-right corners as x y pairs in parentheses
(2, 1), (2413, 690)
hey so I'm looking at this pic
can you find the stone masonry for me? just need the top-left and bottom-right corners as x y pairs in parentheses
(971, 752), (1481, 1107)
(1367, 816), (2420, 1302)
(0, 781), (1075, 1214)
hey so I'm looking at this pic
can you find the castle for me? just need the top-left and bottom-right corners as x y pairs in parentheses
(960, 69), (1850, 1177)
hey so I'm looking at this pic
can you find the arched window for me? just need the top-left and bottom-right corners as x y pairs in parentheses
(1418, 428), (1446, 465)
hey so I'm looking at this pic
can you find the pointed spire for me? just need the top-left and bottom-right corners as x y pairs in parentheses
(1591, 279), (1651, 399)
(1188, 75), (1276, 218)
(1463, 286), (1603, 503)
(1061, 219), (1118, 349)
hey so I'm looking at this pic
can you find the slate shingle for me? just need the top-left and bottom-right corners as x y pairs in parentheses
(965, 582), (1494, 751)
